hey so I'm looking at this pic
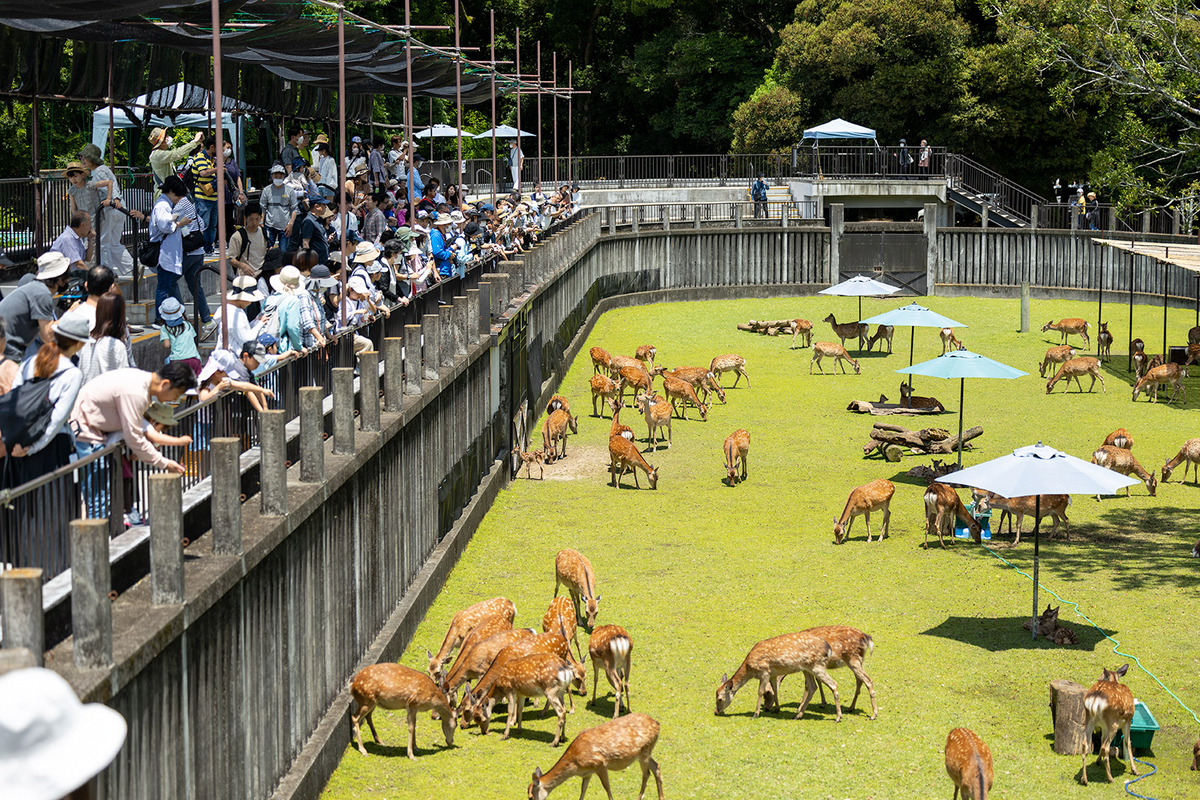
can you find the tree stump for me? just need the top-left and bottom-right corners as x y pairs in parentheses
(1049, 679), (1091, 755)
(883, 444), (904, 462)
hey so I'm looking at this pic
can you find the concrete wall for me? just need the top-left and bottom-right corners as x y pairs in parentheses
(581, 186), (747, 207)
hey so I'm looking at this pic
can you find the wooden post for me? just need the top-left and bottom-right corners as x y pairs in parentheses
(1049, 679), (1091, 755)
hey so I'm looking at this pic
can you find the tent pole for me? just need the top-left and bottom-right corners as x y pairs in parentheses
(552, 52), (558, 188)
(30, 42), (42, 256)
(515, 28), (521, 194)
(1162, 255), (1168, 359)
(909, 326), (915, 390)
(568, 60), (573, 186)
(405, 0), (414, 224)
(211, 0), (230, 350)
(1031, 494), (1041, 642)
(429, 97), (434, 164)
(490, 10), (497, 205)
(537, 42), (543, 186)
(338, 6), (348, 326)
(1128, 251), (1134, 373)
(1097, 248), (1103, 345)
(957, 378), (964, 468)
(455, 0), (462, 203)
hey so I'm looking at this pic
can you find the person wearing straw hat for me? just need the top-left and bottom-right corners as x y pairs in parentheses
(0, 251), (71, 362)
(349, 241), (381, 288)
(65, 162), (99, 258)
(267, 265), (321, 353)
(212, 275), (265, 354)
(428, 213), (457, 279)
(148, 127), (203, 200)
(79, 143), (135, 276)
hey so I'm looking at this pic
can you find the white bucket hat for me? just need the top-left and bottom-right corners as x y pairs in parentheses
(34, 252), (69, 281)
(269, 265), (303, 295)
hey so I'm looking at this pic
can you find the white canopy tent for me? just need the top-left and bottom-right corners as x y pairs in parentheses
(801, 118), (877, 142)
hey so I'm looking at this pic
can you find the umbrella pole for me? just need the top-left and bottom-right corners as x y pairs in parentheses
(1031, 494), (1041, 642)
(956, 378), (964, 468)
(858, 296), (863, 353)
(909, 327), (915, 390)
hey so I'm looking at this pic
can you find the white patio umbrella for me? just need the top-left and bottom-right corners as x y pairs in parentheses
(860, 302), (967, 388)
(472, 126), (536, 139)
(818, 274), (902, 321)
(938, 442), (1138, 640)
(414, 124), (469, 138)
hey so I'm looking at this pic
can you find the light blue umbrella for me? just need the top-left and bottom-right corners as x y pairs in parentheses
(818, 275), (901, 321)
(897, 350), (1028, 467)
(860, 302), (969, 387)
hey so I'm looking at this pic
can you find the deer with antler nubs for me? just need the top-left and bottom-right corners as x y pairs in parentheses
(526, 714), (664, 800)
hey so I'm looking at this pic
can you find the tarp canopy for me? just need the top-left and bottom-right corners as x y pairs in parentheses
(1092, 239), (1200, 273)
(802, 118), (877, 141)
(90, 83), (257, 159)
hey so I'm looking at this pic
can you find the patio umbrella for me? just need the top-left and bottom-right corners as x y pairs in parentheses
(818, 274), (902, 321)
(897, 350), (1028, 467)
(414, 124), (469, 138)
(472, 126), (536, 139)
(860, 302), (968, 388)
(939, 442), (1138, 640)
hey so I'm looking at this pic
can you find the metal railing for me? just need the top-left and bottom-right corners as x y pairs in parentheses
(1036, 203), (1181, 236)
(946, 153), (1046, 226)
(601, 200), (819, 228)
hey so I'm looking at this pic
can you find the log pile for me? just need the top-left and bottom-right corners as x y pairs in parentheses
(737, 319), (801, 337)
(847, 399), (944, 416)
(905, 460), (962, 482)
(863, 421), (984, 461)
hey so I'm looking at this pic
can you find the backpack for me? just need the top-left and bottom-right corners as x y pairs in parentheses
(182, 155), (197, 195)
(752, 180), (767, 201)
(0, 375), (58, 450)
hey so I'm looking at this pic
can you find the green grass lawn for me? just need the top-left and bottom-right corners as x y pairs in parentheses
(323, 294), (1200, 799)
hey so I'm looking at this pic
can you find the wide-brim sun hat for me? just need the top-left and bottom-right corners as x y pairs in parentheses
(145, 402), (178, 427)
(269, 265), (303, 295)
(230, 275), (265, 303)
(78, 143), (104, 164)
(35, 252), (69, 280)
(64, 161), (88, 178)
(148, 127), (168, 147)
(160, 297), (185, 323)
(353, 242), (380, 264)
(449, 211), (466, 224)
(431, 216), (453, 226)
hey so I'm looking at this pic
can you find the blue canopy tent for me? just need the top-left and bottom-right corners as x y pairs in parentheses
(800, 118), (878, 179)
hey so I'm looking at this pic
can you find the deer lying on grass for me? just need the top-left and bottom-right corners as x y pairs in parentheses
(867, 324), (894, 353)
(1023, 603), (1079, 645)
(823, 313), (867, 350)
(1043, 317), (1091, 348)
(440, 628), (536, 705)
(556, 548), (602, 630)
(715, 629), (841, 721)
(546, 395), (570, 415)
(946, 728), (993, 800)
(900, 381), (944, 411)
(588, 625), (633, 719)
(766, 626), (879, 720)
(634, 345), (657, 369)
(526, 713), (663, 800)
(472, 653), (577, 746)
(1080, 664), (1138, 785)
(513, 447), (546, 480)
(1162, 438), (1200, 483)
(1046, 356), (1104, 393)
(609, 432), (660, 489)
(810, 342), (861, 374)
(590, 374), (621, 417)
(1132, 363), (1186, 404)
(709, 353), (750, 387)
(940, 327), (964, 353)
(972, 491), (1069, 544)
(1103, 428), (1134, 450)
(1039, 345), (1076, 378)
(350, 663), (457, 759)
(542, 409), (579, 463)
(833, 479), (894, 544)
(1097, 322), (1113, 361)
(791, 318), (813, 349)
(662, 375), (708, 421)
(590, 346), (613, 375)
(723, 429), (750, 486)
(1092, 445), (1157, 497)
(662, 366), (726, 405)
(544, 596), (584, 662)
(461, 632), (583, 724)
(428, 597), (517, 679)
(636, 390), (673, 450)
(607, 397), (634, 442)
(924, 483), (981, 549)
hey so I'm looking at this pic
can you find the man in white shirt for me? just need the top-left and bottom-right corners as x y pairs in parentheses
(508, 140), (523, 192)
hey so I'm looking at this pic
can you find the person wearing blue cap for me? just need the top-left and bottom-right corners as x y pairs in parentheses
(157, 297), (202, 377)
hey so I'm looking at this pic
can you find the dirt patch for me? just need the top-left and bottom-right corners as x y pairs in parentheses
(537, 445), (612, 481)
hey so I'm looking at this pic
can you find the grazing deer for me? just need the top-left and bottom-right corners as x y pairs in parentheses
(617, 364), (654, 407)
(810, 341), (861, 375)
(1092, 445), (1157, 497)
(723, 429), (750, 486)
(1046, 356), (1104, 394)
(1132, 348), (1162, 380)
(609, 433), (660, 489)
(972, 491), (1069, 544)
(1102, 428), (1133, 450)
(588, 625), (633, 719)
(556, 548), (601, 630)
(526, 713), (663, 800)
(924, 483), (981, 549)
(709, 353), (750, 388)
(441, 628), (537, 704)
(1039, 345), (1076, 378)
(462, 632), (581, 723)
(661, 375), (708, 421)
(636, 390), (673, 450)
(439, 614), (516, 690)
(1042, 317), (1091, 348)
(768, 626), (878, 719)
(1097, 322), (1113, 361)
(634, 345), (657, 369)
(542, 409), (579, 463)
(590, 374), (621, 417)
(607, 397), (635, 442)
(662, 367), (725, 405)
(350, 663), (457, 759)
(474, 653), (576, 746)
(1162, 438), (1200, 483)
(945, 727), (993, 800)
(867, 324), (894, 353)
(546, 395), (570, 416)
(899, 381), (944, 411)
(514, 447), (546, 480)
(940, 327), (964, 354)
(543, 596), (583, 662)
(791, 318), (813, 349)
(715, 629), (841, 721)
(428, 597), (517, 679)
(823, 313), (868, 350)
(607, 353), (644, 377)
(833, 479), (894, 544)
(1132, 362), (1186, 404)
(1080, 664), (1138, 785)
(590, 346), (613, 375)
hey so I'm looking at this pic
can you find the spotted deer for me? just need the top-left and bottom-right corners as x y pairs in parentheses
(1042, 317), (1091, 348)
(590, 374), (621, 417)
(945, 728), (993, 800)
(607, 397), (634, 442)
(715, 629), (841, 721)
(526, 714), (664, 800)
(617, 365), (654, 407)
(437, 614), (515, 691)
(440, 628), (537, 704)
(1039, 345), (1076, 378)
(350, 663), (457, 759)
(971, 491), (1069, 544)
(899, 381), (944, 411)
(867, 324), (894, 353)
(791, 318), (813, 349)
(607, 353), (645, 377)
(1080, 664), (1138, 785)
(1092, 445), (1157, 497)
(609, 433), (660, 489)
(1133, 350), (1162, 380)
(940, 327), (964, 354)
(823, 313), (867, 350)
(1132, 362), (1186, 404)
(587, 625), (633, 719)
(723, 429), (750, 486)
(543, 595), (583, 661)
(1162, 438), (1200, 483)
(767, 627), (878, 720)
(542, 409), (579, 463)
(462, 632), (581, 723)
(662, 367), (725, 405)
(709, 353), (750, 388)
(636, 390), (673, 450)
(924, 483), (981, 549)
(474, 653), (577, 746)
(513, 447), (546, 480)
(1186, 344), (1200, 367)
(556, 548), (601, 630)
(661, 375), (707, 421)
(590, 346), (613, 375)
(833, 479), (894, 544)
(1102, 428), (1133, 450)
(1097, 322), (1113, 361)
(634, 345), (657, 369)
(1046, 356), (1104, 394)
(810, 342), (861, 375)
(428, 597), (517, 679)
(546, 395), (570, 416)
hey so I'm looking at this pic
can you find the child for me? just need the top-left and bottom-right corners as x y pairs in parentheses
(158, 297), (202, 377)
(119, 401), (194, 526)
(196, 344), (276, 411)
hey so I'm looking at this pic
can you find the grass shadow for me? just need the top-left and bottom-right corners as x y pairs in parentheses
(358, 740), (454, 759)
(920, 615), (1116, 651)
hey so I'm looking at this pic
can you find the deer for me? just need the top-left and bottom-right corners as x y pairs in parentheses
(607, 353), (645, 377)
(617, 364), (654, 407)
(609, 433), (660, 489)
(1046, 356), (1104, 394)
(440, 628), (537, 705)
(438, 613), (516, 691)
(810, 341), (861, 375)
(1080, 664), (1138, 785)
(472, 653), (576, 746)
(1193, 738), (1200, 771)
(1102, 428), (1133, 450)
(543, 595), (584, 662)
(546, 395), (570, 416)
(1186, 343), (1200, 367)
(765, 626), (879, 720)
(823, 313), (867, 350)
(924, 483), (981, 549)
(723, 429), (750, 486)
(1024, 603), (1080, 645)
(636, 390), (673, 450)
(1190, 326), (1200, 346)
(971, 491), (1069, 544)
(1039, 345), (1076, 378)
(634, 345), (657, 370)
(1092, 445), (1157, 498)
(715, 629), (841, 721)
(349, 663), (457, 759)
(555, 548), (601, 630)
(1132, 362), (1186, 404)
(662, 366), (725, 405)
(1132, 348), (1162, 380)
(1042, 317), (1091, 349)
(590, 374), (621, 417)
(1097, 322), (1113, 361)
(867, 324), (894, 353)
(661, 375), (708, 421)
(791, 318), (813, 349)
(513, 447), (546, 480)
(945, 728), (993, 800)
(428, 597), (517, 679)
(832, 479), (894, 544)
(1162, 438), (1200, 483)
(899, 381), (944, 411)
(526, 713), (663, 800)
(542, 409), (579, 463)
(940, 327), (964, 354)
(607, 397), (634, 442)
(461, 632), (582, 724)
(709, 353), (750, 388)
(590, 346), (613, 375)
(587, 625), (632, 719)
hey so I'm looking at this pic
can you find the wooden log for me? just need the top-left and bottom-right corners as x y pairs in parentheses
(869, 428), (928, 449)
(1049, 679), (1091, 755)
(883, 444), (904, 462)
(737, 323), (756, 332)
(929, 425), (984, 454)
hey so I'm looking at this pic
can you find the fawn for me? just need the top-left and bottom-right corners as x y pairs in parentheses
(350, 663), (457, 759)
(475, 653), (578, 746)
(609, 433), (660, 489)
(662, 366), (725, 405)
(1042, 317), (1091, 349)
(1080, 664), (1138, 785)
(590, 346), (613, 375)
(945, 727), (993, 800)
(1132, 363), (1186, 404)
(866, 323), (894, 353)
(527, 713), (663, 800)
(709, 353), (750, 387)
(1102, 428), (1133, 450)
(588, 624), (633, 719)
(543, 595), (583, 661)
(810, 342), (861, 375)
(556, 548), (601, 630)
(823, 313), (867, 350)
(1039, 345), (1076, 378)
(767, 626), (878, 720)
(833, 479), (894, 544)
(513, 447), (546, 480)
(716, 629), (841, 720)
(940, 327), (964, 353)
(791, 318), (813, 349)
(1092, 445), (1157, 497)
(924, 483), (981, 549)
(1097, 322), (1113, 361)
(440, 628), (536, 704)
(634, 345), (657, 369)
(1046, 356), (1104, 393)
(428, 597), (517, 679)
(542, 409), (579, 463)
(723, 429), (750, 486)
(590, 374), (621, 417)
(971, 491), (1069, 544)
(1162, 438), (1200, 483)
(607, 397), (634, 441)
(899, 381), (944, 411)
(635, 390), (673, 450)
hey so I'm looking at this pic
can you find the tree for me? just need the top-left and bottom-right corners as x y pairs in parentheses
(731, 79), (807, 153)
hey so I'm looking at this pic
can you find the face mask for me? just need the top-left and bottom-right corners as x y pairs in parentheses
(165, 137), (174, 148)
(272, 178), (284, 187)
(224, 148), (232, 158)
(352, 147), (360, 155)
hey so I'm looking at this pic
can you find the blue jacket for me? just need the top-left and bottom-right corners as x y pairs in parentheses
(429, 228), (455, 277)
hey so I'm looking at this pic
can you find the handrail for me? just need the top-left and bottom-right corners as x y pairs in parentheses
(946, 153), (1046, 226)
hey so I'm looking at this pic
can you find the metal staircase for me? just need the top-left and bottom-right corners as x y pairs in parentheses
(945, 154), (1045, 228)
